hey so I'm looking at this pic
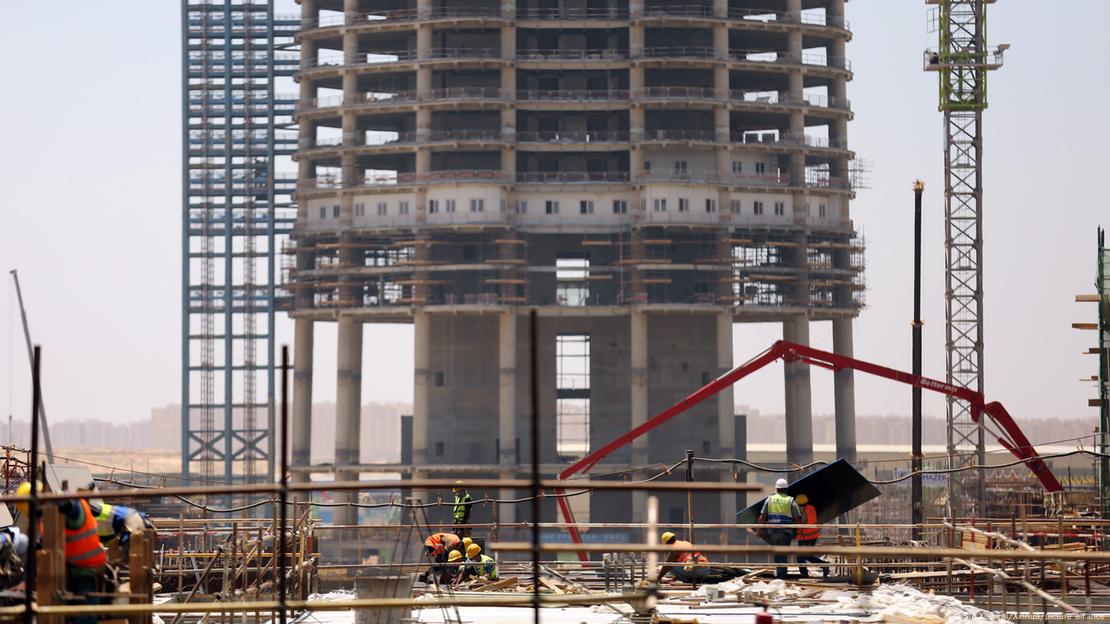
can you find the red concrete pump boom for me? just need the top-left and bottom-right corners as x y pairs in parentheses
(555, 340), (1064, 558)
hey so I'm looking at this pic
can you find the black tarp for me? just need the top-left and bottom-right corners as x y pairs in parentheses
(736, 459), (881, 541)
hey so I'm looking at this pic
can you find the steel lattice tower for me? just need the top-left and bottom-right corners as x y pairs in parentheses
(926, 0), (1004, 516)
(181, 0), (299, 486)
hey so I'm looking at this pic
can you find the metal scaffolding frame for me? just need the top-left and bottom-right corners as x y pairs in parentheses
(926, 0), (1004, 516)
(180, 0), (298, 486)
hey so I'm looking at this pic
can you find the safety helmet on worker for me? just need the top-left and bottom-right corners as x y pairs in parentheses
(447, 550), (462, 562)
(462, 536), (473, 548)
(796, 493), (809, 505)
(775, 478), (789, 490)
(13, 481), (41, 516)
(466, 543), (481, 559)
(452, 480), (464, 493)
(660, 531), (676, 544)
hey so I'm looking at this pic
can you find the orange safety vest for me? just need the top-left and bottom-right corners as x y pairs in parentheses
(670, 540), (707, 564)
(424, 532), (460, 555)
(797, 504), (820, 541)
(65, 499), (107, 568)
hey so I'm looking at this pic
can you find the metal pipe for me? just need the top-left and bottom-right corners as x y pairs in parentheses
(912, 180), (924, 540)
(23, 346), (40, 624)
(278, 346), (289, 624)
(9, 272), (53, 461)
(529, 309), (540, 624)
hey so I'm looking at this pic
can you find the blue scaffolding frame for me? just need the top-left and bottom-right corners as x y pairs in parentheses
(180, 0), (298, 486)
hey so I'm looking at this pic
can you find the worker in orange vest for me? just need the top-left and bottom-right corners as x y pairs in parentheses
(16, 481), (107, 624)
(420, 532), (461, 584)
(795, 494), (827, 578)
(659, 531), (709, 584)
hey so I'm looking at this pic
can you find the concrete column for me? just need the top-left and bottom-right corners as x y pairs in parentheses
(832, 317), (857, 463)
(712, 0), (728, 18)
(412, 312), (431, 504)
(783, 317), (813, 466)
(716, 313), (736, 525)
(630, 311), (649, 521)
(334, 318), (363, 525)
(497, 312), (517, 522)
(292, 320), (314, 487)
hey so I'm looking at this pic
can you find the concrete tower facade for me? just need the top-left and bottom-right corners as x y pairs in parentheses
(290, 0), (862, 528)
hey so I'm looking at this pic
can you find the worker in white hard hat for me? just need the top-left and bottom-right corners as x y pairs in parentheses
(757, 477), (802, 579)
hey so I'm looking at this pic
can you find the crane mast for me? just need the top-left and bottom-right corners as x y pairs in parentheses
(925, 0), (1006, 517)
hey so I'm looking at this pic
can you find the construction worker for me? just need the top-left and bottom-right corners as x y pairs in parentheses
(0, 527), (25, 591)
(794, 494), (827, 577)
(16, 481), (106, 624)
(446, 550), (465, 584)
(89, 500), (153, 548)
(757, 478), (802, 579)
(451, 481), (473, 537)
(659, 531), (709, 584)
(462, 543), (498, 582)
(420, 531), (461, 584)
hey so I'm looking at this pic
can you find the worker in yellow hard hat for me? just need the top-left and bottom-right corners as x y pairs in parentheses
(658, 530), (708, 584)
(463, 543), (498, 582)
(451, 481), (473, 537)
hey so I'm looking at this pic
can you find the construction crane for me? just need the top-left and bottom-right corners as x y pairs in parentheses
(924, 0), (1008, 516)
(9, 270), (54, 461)
(556, 340), (1063, 559)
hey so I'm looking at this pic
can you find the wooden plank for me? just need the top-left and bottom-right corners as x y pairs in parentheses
(1072, 323), (1098, 330)
(1076, 294), (1102, 302)
(539, 577), (565, 594)
(472, 576), (518, 592)
(128, 531), (153, 624)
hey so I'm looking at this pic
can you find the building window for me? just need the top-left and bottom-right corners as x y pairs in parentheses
(755, 162), (766, 174)
(446, 199), (456, 213)
(678, 198), (689, 212)
(557, 257), (589, 306)
(674, 160), (688, 174)
(640, 198), (647, 212)
(732, 161), (742, 174)
(377, 201), (387, 216)
(579, 200), (594, 214)
(470, 198), (484, 212)
(644, 160), (651, 171)
(434, 371), (445, 387)
(435, 441), (444, 457)
(399, 200), (410, 215)
(653, 198), (667, 212)
(319, 206), (327, 219)
(556, 333), (590, 460)
(428, 199), (439, 214)
(545, 200), (559, 214)
(754, 201), (764, 215)
(500, 199), (506, 213)
(730, 199), (741, 214)
(774, 201), (785, 216)
(354, 202), (365, 217)
(705, 198), (716, 213)
(332, 205), (340, 218)
(517, 200), (527, 214)
(819, 203), (827, 218)
(612, 199), (627, 214)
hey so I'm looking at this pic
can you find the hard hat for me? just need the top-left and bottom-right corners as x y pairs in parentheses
(466, 543), (481, 558)
(447, 550), (462, 562)
(462, 537), (473, 548)
(13, 481), (39, 515)
(775, 478), (788, 490)
(796, 494), (809, 505)
(660, 531), (676, 544)
(453, 480), (464, 492)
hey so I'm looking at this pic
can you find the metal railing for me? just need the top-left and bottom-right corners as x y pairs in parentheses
(643, 5), (716, 18)
(426, 47), (504, 60)
(640, 129), (719, 141)
(516, 171), (630, 183)
(516, 89), (629, 102)
(516, 130), (630, 143)
(517, 7), (628, 19)
(424, 86), (506, 100)
(516, 49), (627, 61)
(637, 86), (722, 100)
(643, 46), (718, 59)
(424, 129), (505, 142)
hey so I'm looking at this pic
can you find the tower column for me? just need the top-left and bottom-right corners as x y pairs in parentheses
(498, 312), (517, 523)
(784, 317), (813, 466)
(716, 313), (736, 525)
(833, 317), (857, 463)
(412, 311), (431, 505)
(334, 317), (363, 526)
(292, 319), (314, 485)
(630, 310), (649, 522)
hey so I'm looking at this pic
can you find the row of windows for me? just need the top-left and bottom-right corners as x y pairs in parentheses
(321, 199), (827, 218)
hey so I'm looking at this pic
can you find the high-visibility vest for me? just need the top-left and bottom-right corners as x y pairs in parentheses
(468, 554), (497, 579)
(765, 493), (796, 525)
(66, 500), (107, 569)
(797, 504), (820, 541)
(424, 532), (460, 555)
(670, 540), (707, 564)
(452, 493), (472, 522)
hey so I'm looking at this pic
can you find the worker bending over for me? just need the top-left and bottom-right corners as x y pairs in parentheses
(757, 478), (802, 579)
(451, 482), (473, 537)
(420, 532), (461, 584)
(90, 501), (153, 548)
(461, 543), (497, 582)
(16, 481), (106, 624)
(657, 532), (742, 585)
(794, 494), (827, 577)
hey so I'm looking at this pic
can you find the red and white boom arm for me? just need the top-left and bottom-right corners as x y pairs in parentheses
(555, 340), (1064, 558)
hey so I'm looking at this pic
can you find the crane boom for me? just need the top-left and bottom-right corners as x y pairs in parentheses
(556, 340), (1063, 559)
(9, 270), (54, 461)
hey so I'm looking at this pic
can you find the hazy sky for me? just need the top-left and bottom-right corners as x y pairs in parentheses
(1, 2), (1108, 441)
